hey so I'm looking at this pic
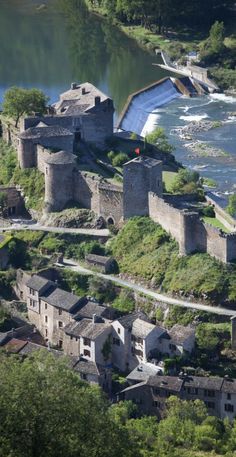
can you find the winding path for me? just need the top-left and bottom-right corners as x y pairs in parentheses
(62, 258), (236, 317)
(0, 223), (110, 237)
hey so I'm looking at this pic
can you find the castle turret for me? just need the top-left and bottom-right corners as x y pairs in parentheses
(123, 156), (163, 219)
(44, 151), (77, 212)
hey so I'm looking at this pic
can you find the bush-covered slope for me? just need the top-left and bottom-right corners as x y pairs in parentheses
(110, 217), (236, 306)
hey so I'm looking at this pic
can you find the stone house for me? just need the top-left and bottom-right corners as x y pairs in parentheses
(157, 324), (196, 358)
(111, 312), (166, 372)
(26, 275), (86, 347)
(119, 375), (236, 421)
(85, 254), (118, 273)
(64, 316), (112, 365)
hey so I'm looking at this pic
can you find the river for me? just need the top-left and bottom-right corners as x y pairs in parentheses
(0, 0), (235, 195)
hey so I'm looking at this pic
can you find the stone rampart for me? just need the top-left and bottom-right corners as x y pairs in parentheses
(98, 183), (123, 225)
(0, 185), (25, 216)
(36, 145), (52, 173)
(206, 195), (236, 232)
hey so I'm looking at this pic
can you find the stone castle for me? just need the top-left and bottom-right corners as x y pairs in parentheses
(1, 82), (236, 264)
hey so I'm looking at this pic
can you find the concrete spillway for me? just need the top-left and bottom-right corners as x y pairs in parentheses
(117, 76), (205, 136)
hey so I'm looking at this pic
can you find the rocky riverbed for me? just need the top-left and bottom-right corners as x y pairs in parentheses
(185, 140), (230, 158)
(172, 120), (223, 140)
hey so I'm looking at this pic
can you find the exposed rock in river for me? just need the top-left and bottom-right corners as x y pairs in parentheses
(185, 141), (230, 158)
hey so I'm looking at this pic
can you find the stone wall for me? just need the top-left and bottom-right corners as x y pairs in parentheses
(73, 172), (100, 213)
(0, 186), (25, 216)
(206, 195), (236, 233)
(45, 161), (75, 212)
(98, 184), (123, 225)
(36, 145), (52, 173)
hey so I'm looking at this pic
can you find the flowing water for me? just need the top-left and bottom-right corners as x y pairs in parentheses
(0, 0), (235, 194)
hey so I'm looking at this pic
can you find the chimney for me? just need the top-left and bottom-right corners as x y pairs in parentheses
(72, 288), (75, 295)
(71, 82), (77, 90)
(82, 87), (86, 95)
(92, 313), (97, 324)
(95, 96), (101, 106)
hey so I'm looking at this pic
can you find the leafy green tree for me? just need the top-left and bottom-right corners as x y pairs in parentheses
(0, 352), (138, 457)
(3, 86), (49, 127)
(170, 169), (200, 194)
(200, 21), (225, 63)
(226, 194), (236, 218)
(146, 127), (174, 154)
(112, 289), (135, 312)
(88, 276), (116, 302)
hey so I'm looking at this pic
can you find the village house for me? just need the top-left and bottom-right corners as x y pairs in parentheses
(119, 374), (236, 421)
(85, 254), (118, 274)
(157, 324), (196, 358)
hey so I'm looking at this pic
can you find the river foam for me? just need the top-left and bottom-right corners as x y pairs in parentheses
(180, 114), (209, 122)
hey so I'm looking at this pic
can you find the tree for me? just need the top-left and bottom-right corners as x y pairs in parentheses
(226, 194), (236, 218)
(146, 127), (174, 153)
(170, 169), (200, 194)
(200, 21), (225, 63)
(3, 87), (49, 127)
(0, 192), (7, 216)
(0, 352), (138, 457)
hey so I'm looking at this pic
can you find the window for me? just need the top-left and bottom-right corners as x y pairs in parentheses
(58, 321), (63, 328)
(84, 349), (91, 357)
(45, 303), (47, 310)
(70, 336), (73, 340)
(193, 388), (198, 395)
(81, 373), (87, 380)
(117, 328), (121, 334)
(206, 401), (215, 409)
(227, 393), (231, 400)
(45, 316), (48, 323)
(169, 343), (176, 351)
(45, 329), (48, 337)
(83, 338), (91, 347)
(30, 299), (37, 308)
(113, 337), (120, 346)
(58, 308), (62, 315)
(204, 389), (215, 398)
(58, 340), (63, 349)
(225, 404), (234, 412)
(153, 400), (161, 407)
(29, 288), (35, 295)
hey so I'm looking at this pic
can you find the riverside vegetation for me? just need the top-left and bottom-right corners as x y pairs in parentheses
(86, 0), (236, 90)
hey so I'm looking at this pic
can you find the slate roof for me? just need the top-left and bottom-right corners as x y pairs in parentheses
(85, 254), (111, 266)
(169, 324), (195, 345)
(132, 318), (165, 339)
(64, 319), (91, 338)
(26, 275), (55, 293)
(221, 378), (236, 394)
(43, 288), (83, 312)
(45, 150), (77, 165)
(148, 375), (184, 392)
(54, 82), (111, 115)
(73, 358), (100, 376)
(127, 363), (161, 383)
(183, 376), (224, 391)
(20, 125), (73, 139)
(79, 321), (111, 340)
(117, 311), (150, 330)
(74, 301), (107, 320)
(125, 156), (162, 168)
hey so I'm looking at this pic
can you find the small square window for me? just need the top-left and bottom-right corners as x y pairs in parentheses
(58, 321), (63, 328)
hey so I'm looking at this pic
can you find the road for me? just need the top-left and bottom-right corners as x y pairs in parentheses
(62, 258), (236, 317)
(0, 223), (110, 238)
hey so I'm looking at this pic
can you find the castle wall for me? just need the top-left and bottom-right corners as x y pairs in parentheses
(148, 193), (188, 254)
(123, 159), (163, 219)
(81, 110), (113, 148)
(73, 172), (100, 213)
(18, 139), (37, 168)
(36, 145), (52, 173)
(1, 120), (19, 149)
(45, 162), (74, 212)
(227, 234), (236, 262)
(98, 185), (123, 225)
(206, 195), (236, 233)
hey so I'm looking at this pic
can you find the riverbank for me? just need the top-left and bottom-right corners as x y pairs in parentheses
(86, 2), (236, 91)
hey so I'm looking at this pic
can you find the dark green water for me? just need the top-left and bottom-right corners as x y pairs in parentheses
(0, 0), (167, 114)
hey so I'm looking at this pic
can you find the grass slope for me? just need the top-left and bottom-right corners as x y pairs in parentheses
(110, 217), (236, 306)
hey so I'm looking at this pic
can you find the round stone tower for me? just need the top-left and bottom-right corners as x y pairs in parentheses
(44, 150), (77, 212)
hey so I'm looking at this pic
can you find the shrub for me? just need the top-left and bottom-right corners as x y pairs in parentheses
(111, 152), (129, 167)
